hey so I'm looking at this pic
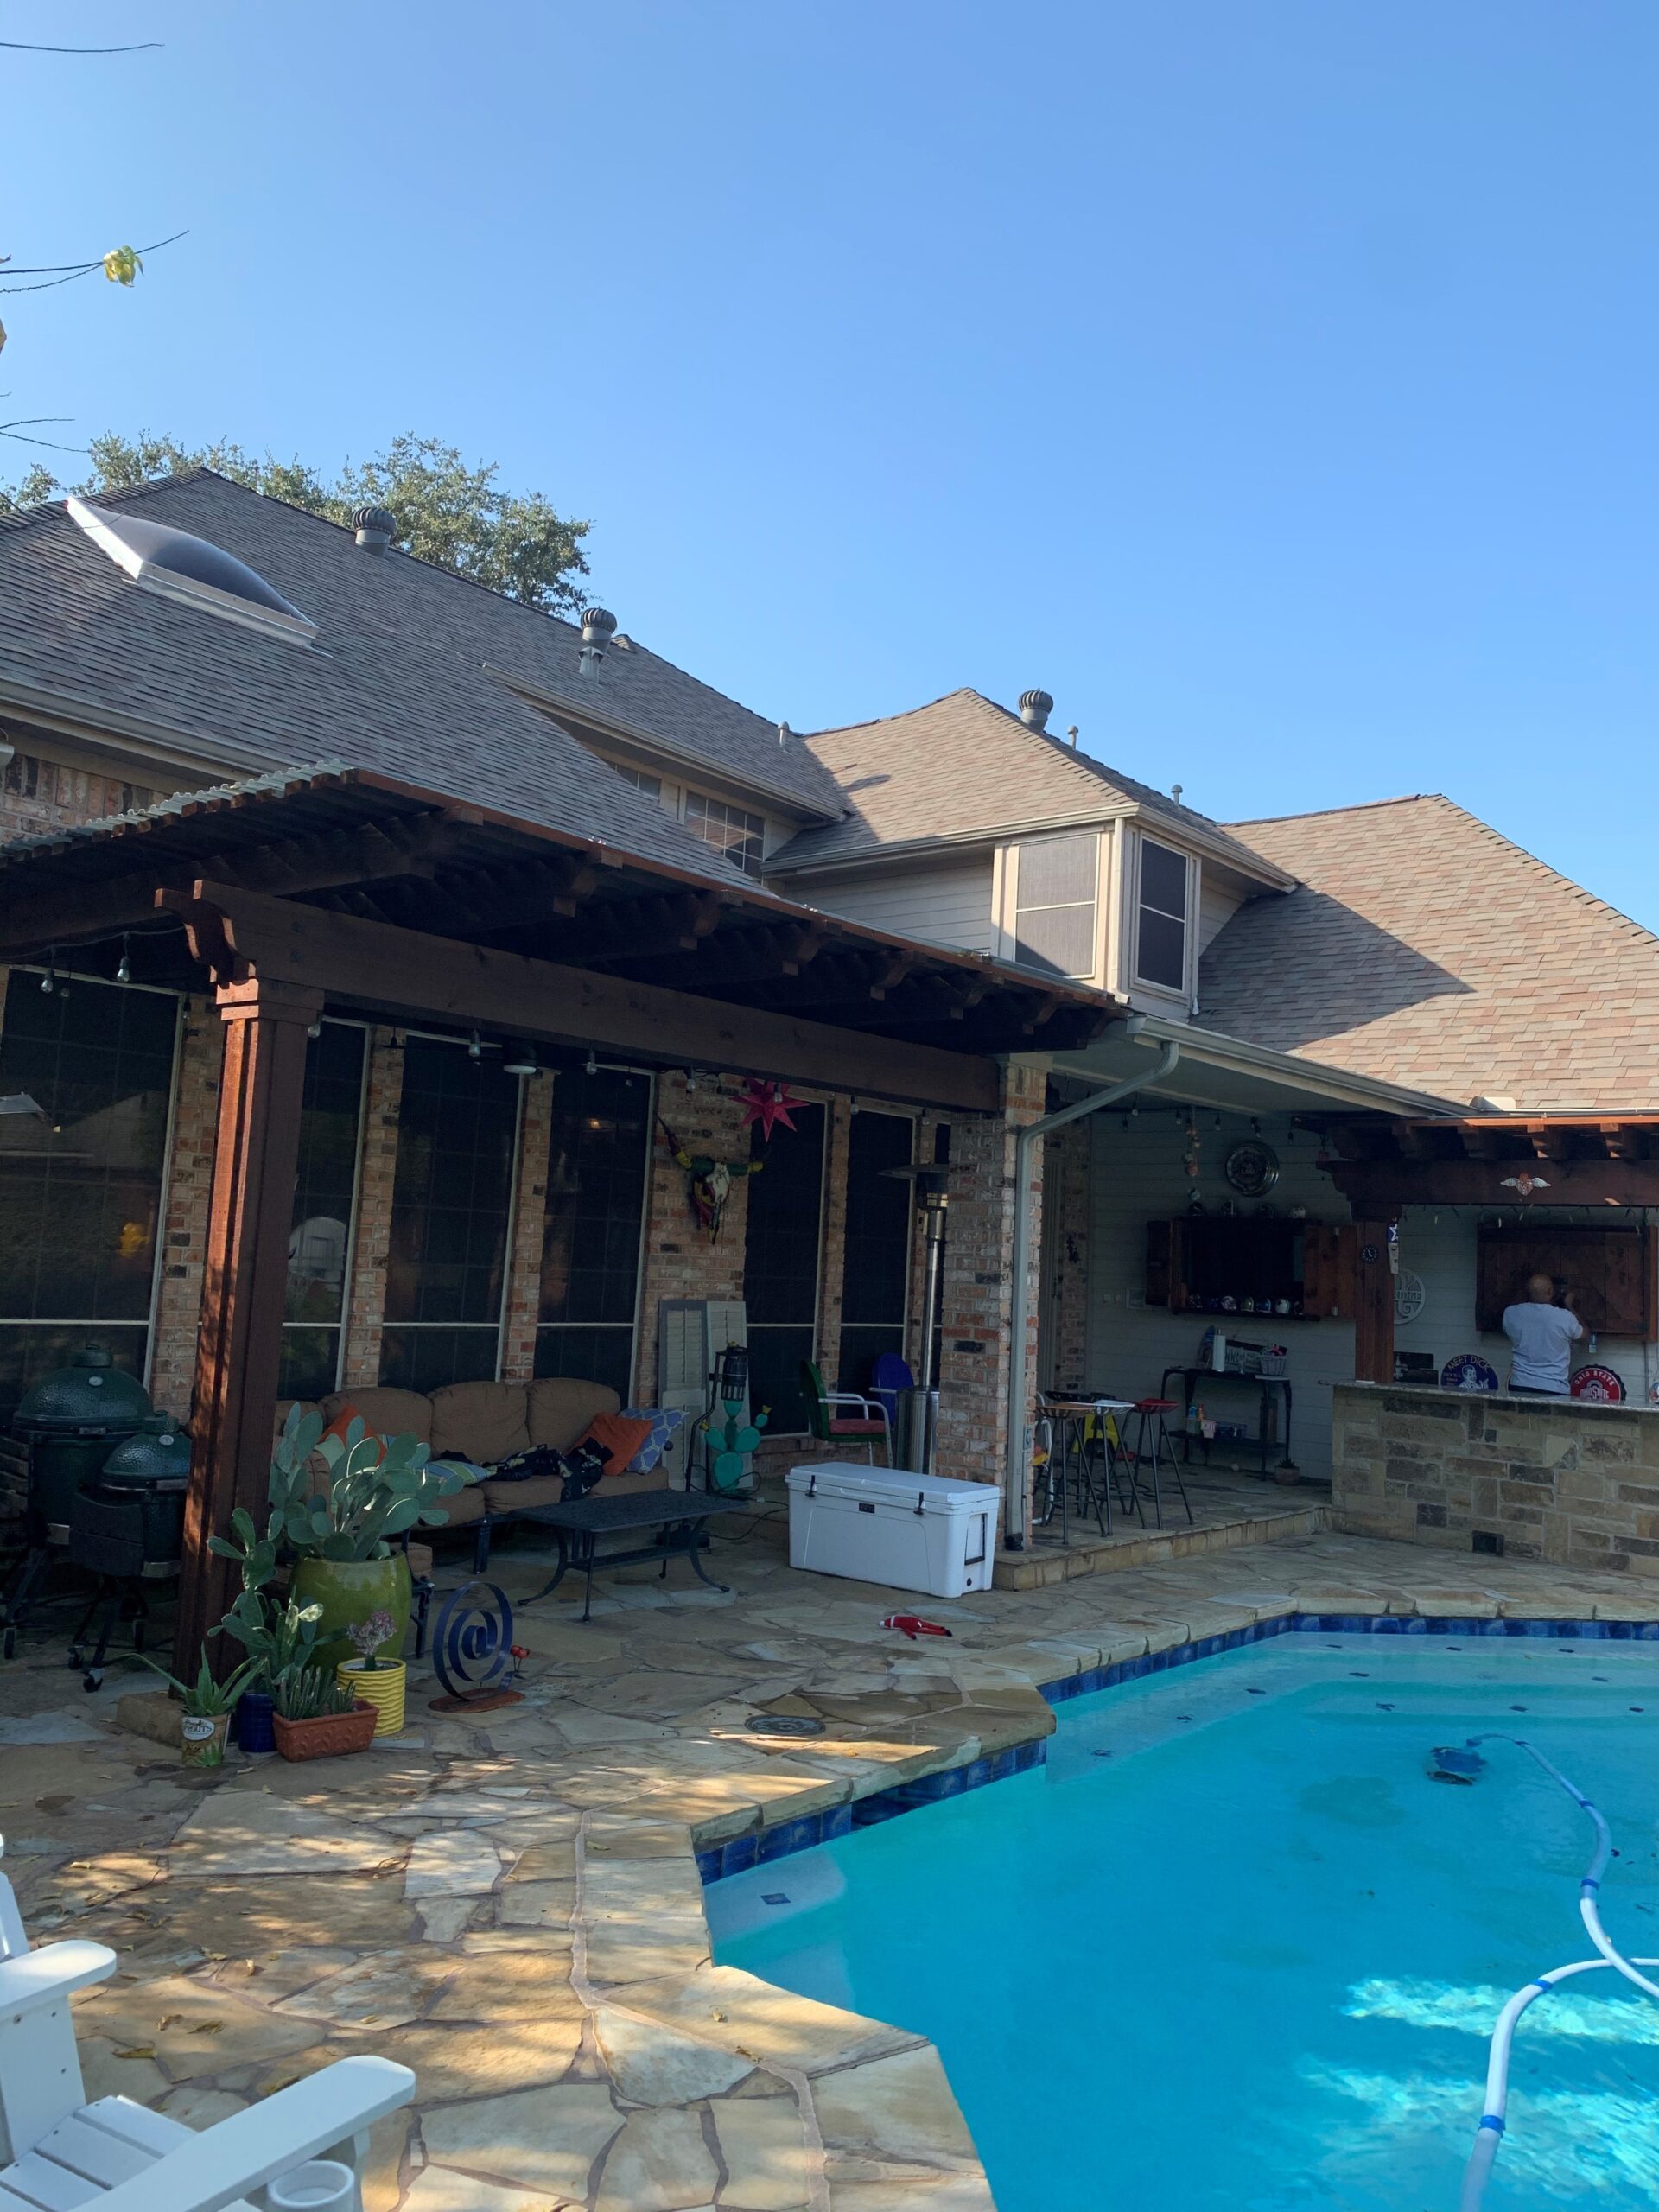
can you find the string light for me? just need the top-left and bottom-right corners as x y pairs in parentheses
(467, 1030), (482, 1062)
(585, 1050), (598, 1077)
(115, 935), (131, 985)
(39, 959), (54, 995)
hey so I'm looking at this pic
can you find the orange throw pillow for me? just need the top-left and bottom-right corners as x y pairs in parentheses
(321, 1402), (385, 1461)
(575, 1411), (657, 1477)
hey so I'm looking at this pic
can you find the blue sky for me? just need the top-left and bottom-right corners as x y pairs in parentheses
(8, 5), (1659, 923)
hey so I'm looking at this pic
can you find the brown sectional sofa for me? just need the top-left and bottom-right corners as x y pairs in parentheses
(279, 1376), (661, 1571)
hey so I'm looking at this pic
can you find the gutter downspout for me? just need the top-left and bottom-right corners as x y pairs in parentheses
(1002, 1037), (1181, 1548)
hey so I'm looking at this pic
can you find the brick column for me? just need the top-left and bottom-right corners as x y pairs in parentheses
(341, 1027), (404, 1389)
(934, 1064), (1047, 1502)
(632, 1072), (753, 1402)
(501, 1071), (554, 1380)
(1046, 1119), (1093, 1394)
(148, 997), (226, 1422)
(176, 976), (321, 1668)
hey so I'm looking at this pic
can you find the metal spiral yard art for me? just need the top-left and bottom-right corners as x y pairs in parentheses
(429, 1580), (523, 1710)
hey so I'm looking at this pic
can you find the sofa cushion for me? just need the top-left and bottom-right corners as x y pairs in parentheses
(321, 1388), (433, 1446)
(420, 1481), (488, 1527)
(527, 1376), (620, 1452)
(429, 1380), (531, 1465)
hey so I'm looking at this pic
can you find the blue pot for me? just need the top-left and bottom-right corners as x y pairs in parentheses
(235, 1690), (276, 1756)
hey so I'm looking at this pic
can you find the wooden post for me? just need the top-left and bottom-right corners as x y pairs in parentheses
(174, 977), (321, 1671)
(1353, 1217), (1396, 1386)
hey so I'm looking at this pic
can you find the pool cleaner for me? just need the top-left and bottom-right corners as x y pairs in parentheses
(1454, 1733), (1659, 2212)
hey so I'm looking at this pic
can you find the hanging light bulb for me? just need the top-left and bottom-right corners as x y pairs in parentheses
(585, 1049), (599, 1077)
(115, 935), (131, 985)
(40, 960), (54, 995)
(307, 1020), (322, 1040)
(467, 1030), (482, 1062)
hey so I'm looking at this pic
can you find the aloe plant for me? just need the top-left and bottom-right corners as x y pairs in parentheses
(139, 1649), (259, 1715)
(207, 1505), (323, 1688)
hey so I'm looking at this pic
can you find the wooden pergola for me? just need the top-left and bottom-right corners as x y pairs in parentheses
(1319, 1115), (1659, 1210)
(0, 766), (1121, 1661)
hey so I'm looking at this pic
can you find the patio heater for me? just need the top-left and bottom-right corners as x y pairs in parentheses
(880, 1160), (951, 1475)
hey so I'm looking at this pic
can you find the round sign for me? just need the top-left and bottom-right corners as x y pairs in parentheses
(1394, 1268), (1427, 1325)
(1440, 1354), (1499, 1394)
(1570, 1364), (1626, 1404)
(1224, 1141), (1281, 1198)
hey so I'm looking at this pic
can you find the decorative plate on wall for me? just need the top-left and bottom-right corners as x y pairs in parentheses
(1394, 1269), (1427, 1325)
(1224, 1141), (1281, 1197)
(1440, 1353), (1499, 1394)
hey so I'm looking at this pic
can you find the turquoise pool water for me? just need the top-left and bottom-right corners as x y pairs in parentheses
(709, 1635), (1659, 2211)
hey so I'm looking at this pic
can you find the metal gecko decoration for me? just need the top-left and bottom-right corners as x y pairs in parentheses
(658, 1117), (763, 1243)
(429, 1580), (524, 1711)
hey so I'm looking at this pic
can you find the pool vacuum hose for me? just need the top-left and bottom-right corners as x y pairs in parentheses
(1455, 1734), (1659, 2212)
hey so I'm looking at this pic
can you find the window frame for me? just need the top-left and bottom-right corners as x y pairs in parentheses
(996, 830), (1105, 986)
(280, 1017), (371, 1401)
(1131, 832), (1196, 999)
(836, 1106), (916, 1394)
(742, 1097), (830, 1436)
(533, 1059), (656, 1401)
(681, 789), (767, 880)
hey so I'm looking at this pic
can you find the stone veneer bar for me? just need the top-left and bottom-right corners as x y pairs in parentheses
(1332, 1379), (1659, 1573)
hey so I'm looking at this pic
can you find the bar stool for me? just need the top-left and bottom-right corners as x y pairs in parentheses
(1122, 1399), (1194, 1530)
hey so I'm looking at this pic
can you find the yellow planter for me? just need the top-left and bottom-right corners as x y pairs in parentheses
(336, 1658), (406, 1738)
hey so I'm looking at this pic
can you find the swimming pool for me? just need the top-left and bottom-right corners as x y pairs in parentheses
(709, 1634), (1659, 2211)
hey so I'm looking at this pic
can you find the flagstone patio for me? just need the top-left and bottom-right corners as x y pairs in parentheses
(3, 1498), (1658, 2212)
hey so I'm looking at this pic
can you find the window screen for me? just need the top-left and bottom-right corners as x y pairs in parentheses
(743, 1103), (827, 1433)
(1013, 833), (1098, 980)
(0, 974), (178, 1422)
(381, 1039), (520, 1391)
(280, 1021), (367, 1402)
(1136, 838), (1189, 991)
(612, 763), (663, 799)
(535, 1063), (652, 1399)
(837, 1110), (913, 1392)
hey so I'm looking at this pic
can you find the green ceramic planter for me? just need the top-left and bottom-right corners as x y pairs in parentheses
(290, 1553), (410, 1675)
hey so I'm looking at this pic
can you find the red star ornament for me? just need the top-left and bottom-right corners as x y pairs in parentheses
(737, 1078), (804, 1141)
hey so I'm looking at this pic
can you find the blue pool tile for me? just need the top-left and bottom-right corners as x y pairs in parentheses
(822, 1802), (853, 1840)
(696, 1848), (722, 1883)
(759, 1815), (823, 1862)
(719, 1833), (758, 1878)
(851, 1791), (909, 1827)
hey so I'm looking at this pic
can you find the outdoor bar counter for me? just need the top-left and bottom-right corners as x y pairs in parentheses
(1331, 1380), (1659, 1575)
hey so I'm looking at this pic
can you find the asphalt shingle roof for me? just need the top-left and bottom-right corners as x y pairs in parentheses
(0, 475), (811, 892)
(1199, 795), (1659, 1112)
(766, 688), (1283, 878)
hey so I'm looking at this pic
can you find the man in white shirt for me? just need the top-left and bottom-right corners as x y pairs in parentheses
(1502, 1273), (1584, 1395)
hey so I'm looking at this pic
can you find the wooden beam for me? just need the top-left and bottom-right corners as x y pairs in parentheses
(1331, 1157), (1659, 1209)
(1353, 1219), (1395, 1384)
(175, 975), (322, 1671)
(561, 891), (731, 964)
(160, 880), (1001, 1113)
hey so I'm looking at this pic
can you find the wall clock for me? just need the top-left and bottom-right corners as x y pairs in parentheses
(1394, 1269), (1427, 1325)
(1224, 1140), (1281, 1197)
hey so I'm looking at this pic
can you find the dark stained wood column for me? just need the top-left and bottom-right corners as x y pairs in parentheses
(1353, 1218), (1396, 1386)
(174, 976), (322, 1670)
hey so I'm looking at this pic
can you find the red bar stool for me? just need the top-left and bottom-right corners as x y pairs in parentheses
(1122, 1398), (1193, 1530)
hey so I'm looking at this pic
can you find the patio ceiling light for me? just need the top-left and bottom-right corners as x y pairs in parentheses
(503, 1040), (540, 1078)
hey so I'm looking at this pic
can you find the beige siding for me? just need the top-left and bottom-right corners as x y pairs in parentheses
(785, 855), (998, 957)
(1198, 873), (1244, 957)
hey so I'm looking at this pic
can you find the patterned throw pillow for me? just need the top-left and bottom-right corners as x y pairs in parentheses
(620, 1406), (688, 1473)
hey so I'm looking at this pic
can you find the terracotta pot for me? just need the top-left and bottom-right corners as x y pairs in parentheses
(337, 1658), (407, 1738)
(290, 1552), (410, 1674)
(272, 1700), (378, 1762)
(180, 1711), (230, 1767)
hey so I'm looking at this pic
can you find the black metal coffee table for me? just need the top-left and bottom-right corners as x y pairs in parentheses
(522, 1489), (751, 1619)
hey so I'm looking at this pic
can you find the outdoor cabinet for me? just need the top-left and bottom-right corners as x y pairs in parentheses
(1145, 1216), (1357, 1319)
(1474, 1224), (1656, 1340)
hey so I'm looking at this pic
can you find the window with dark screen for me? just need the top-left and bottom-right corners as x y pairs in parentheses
(1013, 832), (1099, 980)
(280, 1021), (367, 1402)
(743, 1102), (827, 1432)
(1135, 837), (1190, 992)
(836, 1110), (913, 1393)
(0, 973), (179, 1422)
(381, 1038), (520, 1393)
(535, 1063), (652, 1399)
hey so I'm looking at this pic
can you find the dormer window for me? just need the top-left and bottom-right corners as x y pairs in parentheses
(1008, 832), (1100, 981)
(1135, 837), (1189, 992)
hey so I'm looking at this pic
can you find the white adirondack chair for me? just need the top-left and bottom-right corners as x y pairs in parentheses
(0, 1842), (414, 2212)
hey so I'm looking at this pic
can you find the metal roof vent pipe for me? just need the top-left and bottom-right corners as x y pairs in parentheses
(578, 606), (617, 676)
(352, 505), (397, 554)
(1019, 689), (1054, 732)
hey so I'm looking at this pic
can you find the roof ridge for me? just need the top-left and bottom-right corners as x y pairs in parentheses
(1226, 793), (1443, 827)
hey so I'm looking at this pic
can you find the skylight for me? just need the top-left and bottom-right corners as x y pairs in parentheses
(67, 497), (317, 646)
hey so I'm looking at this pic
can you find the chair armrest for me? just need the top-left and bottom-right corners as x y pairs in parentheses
(0, 1939), (118, 2014)
(823, 1391), (878, 1415)
(92, 2056), (416, 2212)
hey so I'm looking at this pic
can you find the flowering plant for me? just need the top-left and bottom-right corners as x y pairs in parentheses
(346, 1609), (398, 1671)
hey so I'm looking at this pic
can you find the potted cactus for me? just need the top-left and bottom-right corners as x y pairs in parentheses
(221, 1406), (478, 1673)
(335, 1608), (406, 1738)
(270, 1662), (377, 1762)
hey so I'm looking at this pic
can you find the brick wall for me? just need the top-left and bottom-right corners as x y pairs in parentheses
(632, 1071), (754, 1403)
(500, 1071), (554, 1382)
(1332, 1379), (1659, 1574)
(0, 746), (156, 841)
(341, 1028), (404, 1389)
(934, 1062), (1046, 1494)
(147, 997), (225, 1421)
(1046, 1120), (1091, 1393)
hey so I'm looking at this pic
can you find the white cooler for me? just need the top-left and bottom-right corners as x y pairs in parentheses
(785, 1463), (998, 1597)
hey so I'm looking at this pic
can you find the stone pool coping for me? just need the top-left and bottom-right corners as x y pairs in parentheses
(7, 1522), (1659, 2211)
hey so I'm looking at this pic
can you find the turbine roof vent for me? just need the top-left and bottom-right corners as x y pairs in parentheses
(1019, 689), (1054, 731)
(352, 504), (397, 552)
(67, 497), (317, 646)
